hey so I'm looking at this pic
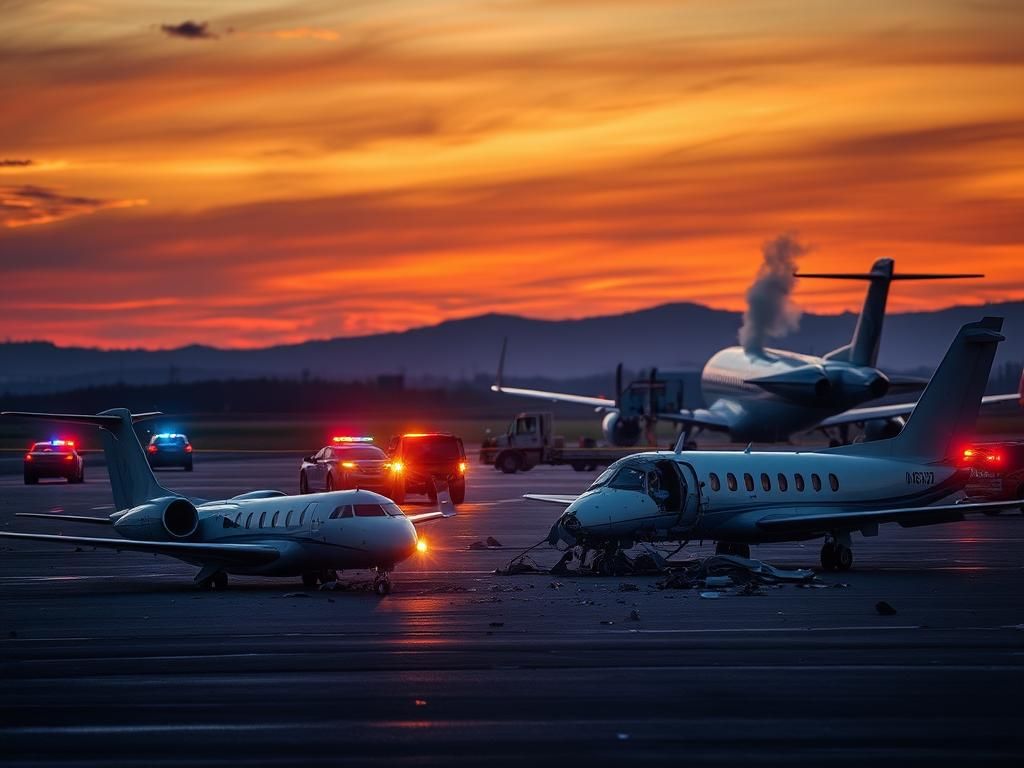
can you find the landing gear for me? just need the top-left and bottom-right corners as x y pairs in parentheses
(373, 568), (393, 596)
(820, 537), (853, 572)
(715, 541), (750, 558)
(198, 570), (229, 590)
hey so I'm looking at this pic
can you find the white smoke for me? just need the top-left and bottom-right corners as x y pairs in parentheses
(738, 234), (807, 354)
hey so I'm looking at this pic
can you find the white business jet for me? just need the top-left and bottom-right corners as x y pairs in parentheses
(527, 317), (1022, 573)
(0, 409), (454, 594)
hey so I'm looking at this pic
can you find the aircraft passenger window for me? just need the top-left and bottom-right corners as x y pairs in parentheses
(285, 510), (294, 527)
(794, 474), (805, 492)
(245, 513), (253, 528)
(709, 473), (721, 492)
(609, 467), (646, 492)
(330, 505), (353, 519)
(760, 473), (771, 492)
(777, 473), (788, 492)
(271, 511), (280, 527)
(829, 473), (839, 492)
(299, 511), (305, 526)
(811, 473), (822, 492)
(743, 473), (754, 492)
(258, 512), (266, 527)
(727, 473), (737, 491)
(234, 512), (243, 525)
(354, 504), (387, 517)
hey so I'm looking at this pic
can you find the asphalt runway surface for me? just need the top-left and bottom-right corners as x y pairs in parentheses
(2, 454), (1024, 766)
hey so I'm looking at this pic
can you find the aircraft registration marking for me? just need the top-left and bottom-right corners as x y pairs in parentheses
(905, 471), (935, 485)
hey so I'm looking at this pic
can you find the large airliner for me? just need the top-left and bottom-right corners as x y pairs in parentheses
(493, 258), (1017, 446)
(0, 409), (454, 594)
(526, 317), (1022, 573)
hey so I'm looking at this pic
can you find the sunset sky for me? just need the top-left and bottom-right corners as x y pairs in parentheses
(1, 0), (1022, 349)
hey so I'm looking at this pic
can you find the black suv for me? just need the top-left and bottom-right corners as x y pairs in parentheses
(386, 433), (467, 505)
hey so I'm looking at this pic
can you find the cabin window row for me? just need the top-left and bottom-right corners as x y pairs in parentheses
(708, 471), (839, 494)
(229, 502), (319, 530)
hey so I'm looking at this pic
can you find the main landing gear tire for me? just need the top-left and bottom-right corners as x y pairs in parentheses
(199, 572), (229, 590)
(820, 541), (853, 572)
(497, 452), (521, 475)
(715, 541), (750, 559)
(299, 471), (309, 495)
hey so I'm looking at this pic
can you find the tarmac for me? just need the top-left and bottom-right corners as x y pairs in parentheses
(2, 454), (1023, 766)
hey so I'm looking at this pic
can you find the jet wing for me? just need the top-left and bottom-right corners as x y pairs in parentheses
(0, 531), (281, 566)
(523, 493), (579, 506)
(16, 512), (113, 525)
(490, 383), (615, 409)
(817, 393), (1020, 429)
(756, 499), (1023, 534)
(655, 408), (732, 432)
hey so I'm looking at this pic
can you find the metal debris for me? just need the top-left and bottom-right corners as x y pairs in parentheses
(875, 600), (898, 616)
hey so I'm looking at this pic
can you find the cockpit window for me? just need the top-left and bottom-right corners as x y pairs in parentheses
(588, 468), (615, 490)
(382, 503), (405, 517)
(609, 467), (646, 492)
(354, 503), (387, 517)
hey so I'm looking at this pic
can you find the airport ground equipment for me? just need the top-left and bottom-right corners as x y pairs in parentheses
(527, 318), (1024, 572)
(1, 410), (455, 594)
(385, 432), (468, 505)
(493, 258), (1009, 447)
(299, 436), (391, 495)
(23, 439), (84, 484)
(146, 432), (193, 471)
(479, 411), (643, 474)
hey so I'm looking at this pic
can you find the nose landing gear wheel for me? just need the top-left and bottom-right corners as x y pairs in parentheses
(373, 568), (392, 596)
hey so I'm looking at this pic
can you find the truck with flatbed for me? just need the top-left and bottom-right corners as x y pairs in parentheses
(479, 412), (643, 474)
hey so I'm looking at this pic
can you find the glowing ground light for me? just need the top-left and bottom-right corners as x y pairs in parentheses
(416, 539), (428, 553)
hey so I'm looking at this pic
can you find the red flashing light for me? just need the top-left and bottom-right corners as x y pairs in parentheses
(962, 448), (976, 460)
(24, 453), (32, 461)
(185, 444), (193, 453)
(147, 444), (158, 453)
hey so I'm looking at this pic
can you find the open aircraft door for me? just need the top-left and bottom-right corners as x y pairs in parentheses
(671, 460), (703, 533)
(651, 459), (702, 534)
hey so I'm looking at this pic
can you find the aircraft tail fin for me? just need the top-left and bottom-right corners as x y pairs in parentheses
(833, 318), (1004, 462)
(800, 258), (982, 368)
(2, 409), (172, 510)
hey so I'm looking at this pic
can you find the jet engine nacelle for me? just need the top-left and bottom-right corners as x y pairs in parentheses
(863, 416), (906, 441)
(602, 412), (641, 447)
(114, 496), (199, 541)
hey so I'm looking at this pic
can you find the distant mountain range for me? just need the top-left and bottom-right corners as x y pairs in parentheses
(1, 301), (1022, 394)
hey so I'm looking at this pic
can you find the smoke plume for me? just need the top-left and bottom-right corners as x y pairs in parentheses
(738, 234), (807, 354)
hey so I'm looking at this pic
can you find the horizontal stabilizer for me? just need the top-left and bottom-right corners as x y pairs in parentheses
(2, 410), (162, 425)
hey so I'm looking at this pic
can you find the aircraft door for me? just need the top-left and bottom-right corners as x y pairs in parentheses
(673, 461), (702, 531)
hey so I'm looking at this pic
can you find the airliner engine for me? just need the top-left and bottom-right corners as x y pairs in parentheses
(602, 412), (642, 447)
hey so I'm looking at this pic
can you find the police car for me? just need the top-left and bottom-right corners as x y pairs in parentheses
(299, 436), (391, 495)
(23, 439), (85, 484)
(146, 433), (194, 471)
(962, 441), (1024, 512)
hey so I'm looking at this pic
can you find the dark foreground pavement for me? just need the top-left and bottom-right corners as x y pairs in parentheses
(2, 457), (1023, 766)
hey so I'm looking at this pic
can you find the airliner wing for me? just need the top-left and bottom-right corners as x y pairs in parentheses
(0, 531), (281, 565)
(524, 493), (579, 506)
(757, 499), (1023, 534)
(817, 393), (1020, 429)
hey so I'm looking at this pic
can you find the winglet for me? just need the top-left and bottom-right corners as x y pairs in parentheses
(492, 337), (508, 392)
